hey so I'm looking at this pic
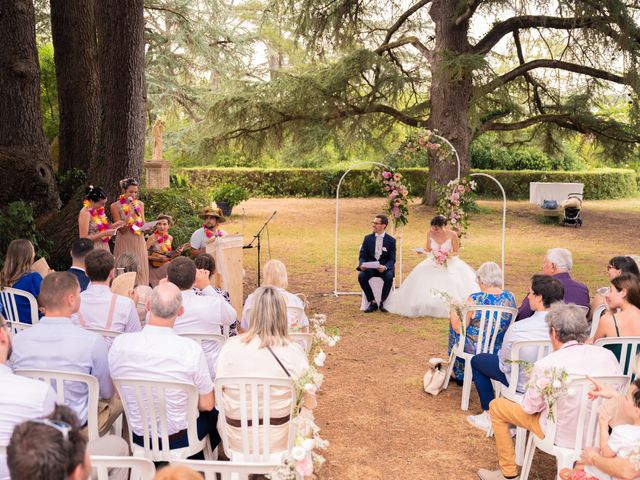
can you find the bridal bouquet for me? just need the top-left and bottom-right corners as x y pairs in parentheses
(432, 248), (449, 267)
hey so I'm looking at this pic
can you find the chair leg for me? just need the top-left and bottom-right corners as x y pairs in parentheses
(461, 360), (473, 411)
(519, 435), (535, 480)
(515, 427), (527, 466)
(443, 351), (456, 390)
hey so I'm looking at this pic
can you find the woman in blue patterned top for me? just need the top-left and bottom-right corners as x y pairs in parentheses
(0, 239), (43, 324)
(448, 261), (516, 383)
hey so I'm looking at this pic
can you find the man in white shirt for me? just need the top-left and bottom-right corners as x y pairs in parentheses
(73, 249), (140, 337)
(188, 205), (227, 258)
(11, 272), (118, 434)
(0, 314), (57, 480)
(467, 275), (564, 432)
(168, 256), (237, 379)
(109, 282), (219, 451)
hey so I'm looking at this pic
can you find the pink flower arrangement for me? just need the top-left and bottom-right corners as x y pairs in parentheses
(376, 167), (410, 228)
(432, 248), (449, 267)
(295, 455), (314, 476)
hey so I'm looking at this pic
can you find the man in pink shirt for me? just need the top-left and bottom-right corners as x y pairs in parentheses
(478, 303), (623, 480)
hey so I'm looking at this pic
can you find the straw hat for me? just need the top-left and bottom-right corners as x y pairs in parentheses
(199, 204), (226, 223)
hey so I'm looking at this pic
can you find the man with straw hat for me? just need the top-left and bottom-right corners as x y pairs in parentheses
(188, 205), (227, 258)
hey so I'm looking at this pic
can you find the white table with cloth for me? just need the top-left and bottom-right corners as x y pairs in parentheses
(529, 182), (584, 205)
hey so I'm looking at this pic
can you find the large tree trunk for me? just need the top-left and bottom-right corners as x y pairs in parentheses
(50, 0), (100, 173)
(93, 0), (146, 201)
(424, 0), (473, 205)
(0, 0), (60, 216)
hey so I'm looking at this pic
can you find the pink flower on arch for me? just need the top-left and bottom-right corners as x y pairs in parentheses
(295, 455), (314, 476)
(451, 192), (460, 202)
(382, 171), (393, 179)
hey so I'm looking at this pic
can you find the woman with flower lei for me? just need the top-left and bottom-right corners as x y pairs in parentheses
(110, 178), (149, 286)
(78, 185), (123, 251)
(146, 214), (189, 287)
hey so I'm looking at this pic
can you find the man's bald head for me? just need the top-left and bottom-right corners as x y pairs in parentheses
(148, 282), (183, 325)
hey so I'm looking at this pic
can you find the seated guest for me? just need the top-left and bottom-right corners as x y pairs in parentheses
(7, 404), (128, 480)
(0, 314), (56, 480)
(516, 247), (590, 320)
(590, 256), (640, 316)
(115, 252), (152, 326)
(478, 303), (622, 480)
(168, 257), (237, 379)
(216, 286), (313, 456)
(448, 262), (516, 384)
(73, 249), (141, 338)
(109, 282), (219, 452)
(241, 259), (309, 332)
(11, 272), (118, 435)
(592, 273), (640, 359)
(154, 466), (203, 480)
(194, 253), (238, 337)
(467, 275), (564, 432)
(68, 238), (94, 292)
(0, 239), (43, 323)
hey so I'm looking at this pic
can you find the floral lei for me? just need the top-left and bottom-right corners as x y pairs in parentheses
(119, 195), (144, 235)
(154, 230), (172, 253)
(204, 225), (224, 239)
(83, 200), (110, 243)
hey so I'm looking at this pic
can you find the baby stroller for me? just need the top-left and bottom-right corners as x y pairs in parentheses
(561, 193), (583, 227)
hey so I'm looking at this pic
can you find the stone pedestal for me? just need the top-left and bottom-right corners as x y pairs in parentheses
(144, 159), (170, 189)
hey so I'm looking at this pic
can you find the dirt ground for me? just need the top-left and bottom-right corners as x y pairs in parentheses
(230, 196), (640, 480)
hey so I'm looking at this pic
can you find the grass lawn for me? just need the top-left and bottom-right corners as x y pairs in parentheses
(226, 196), (640, 480)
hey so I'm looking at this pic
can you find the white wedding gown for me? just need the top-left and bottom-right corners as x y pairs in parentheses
(384, 238), (480, 318)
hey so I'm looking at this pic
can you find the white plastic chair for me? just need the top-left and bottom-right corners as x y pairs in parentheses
(289, 332), (313, 354)
(575, 305), (589, 317)
(589, 304), (607, 338)
(170, 459), (279, 480)
(113, 378), (214, 461)
(492, 340), (553, 465)
(443, 305), (518, 410)
(178, 332), (226, 350)
(519, 375), (630, 480)
(91, 455), (155, 480)
(359, 277), (388, 310)
(0, 287), (39, 326)
(594, 336), (640, 377)
(215, 376), (296, 463)
(244, 305), (308, 332)
(16, 369), (100, 441)
(86, 327), (122, 339)
(5, 319), (33, 334)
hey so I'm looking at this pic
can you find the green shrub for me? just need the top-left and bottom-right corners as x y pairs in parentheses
(179, 167), (637, 200)
(0, 202), (51, 267)
(55, 168), (87, 206)
(211, 183), (249, 208)
(470, 137), (581, 171)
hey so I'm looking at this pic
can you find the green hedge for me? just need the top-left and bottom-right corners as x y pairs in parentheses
(178, 167), (638, 200)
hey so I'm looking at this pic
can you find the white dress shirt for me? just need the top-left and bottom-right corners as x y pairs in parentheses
(108, 325), (213, 436)
(241, 288), (309, 331)
(374, 232), (385, 260)
(73, 284), (141, 339)
(0, 364), (57, 480)
(10, 316), (113, 427)
(498, 310), (550, 392)
(173, 287), (237, 380)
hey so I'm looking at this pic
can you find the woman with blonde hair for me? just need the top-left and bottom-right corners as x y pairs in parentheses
(154, 466), (203, 480)
(216, 286), (312, 457)
(241, 259), (308, 332)
(110, 178), (149, 286)
(0, 239), (42, 323)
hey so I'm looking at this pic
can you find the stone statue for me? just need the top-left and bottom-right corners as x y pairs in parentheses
(152, 117), (164, 160)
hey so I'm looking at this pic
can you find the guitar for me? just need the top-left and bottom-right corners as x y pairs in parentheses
(148, 242), (191, 268)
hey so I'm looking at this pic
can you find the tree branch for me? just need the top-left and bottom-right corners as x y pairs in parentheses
(381, 0), (432, 46)
(454, 0), (482, 27)
(513, 29), (545, 114)
(375, 35), (430, 58)
(144, 5), (189, 23)
(479, 59), (627, 95)
(481, 114), (573, 133)
(473, 15), (601, 55)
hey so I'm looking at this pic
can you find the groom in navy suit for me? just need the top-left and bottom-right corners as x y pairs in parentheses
(357, 214), (396, 313)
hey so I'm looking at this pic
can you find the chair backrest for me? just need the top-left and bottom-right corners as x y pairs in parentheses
(178, 332), (226, 350)
(293, 293), (308, 308)
(215, 376), (296, 463)
(575, 305), (589, 317)
(15, 368), (100, 441)
(244, 305), (306, 331)
(91, 455), (156, 480)
(594, 336), (640, 377)
(86, 327), (122, 339)
(112, 378), (203, 461)
(289, 332), (313, 354)
(539, 375), (629, 455)
(460, 305), (518, 354)
(6, 319), (33, 335)
(0, 287), (39, 325)
(589, 304), (607, 337)
(170, 459), (279, 480)
(504, 340), (553, 396)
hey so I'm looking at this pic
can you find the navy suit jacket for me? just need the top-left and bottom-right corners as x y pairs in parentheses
(68, 267), (90, 292)
(358, 233), (396, 273)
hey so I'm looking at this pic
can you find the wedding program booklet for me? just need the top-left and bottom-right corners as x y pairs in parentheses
(360, 261), (381, 269)
(31, 258), (51, 278)
(111, 272), (136, 297)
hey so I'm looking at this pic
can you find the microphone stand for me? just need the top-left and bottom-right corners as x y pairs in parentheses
(243, 211), (276, 287)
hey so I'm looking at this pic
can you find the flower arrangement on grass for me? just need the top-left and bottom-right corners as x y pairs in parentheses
(435, 177), (477, 240)
(269, 314), (339, 480)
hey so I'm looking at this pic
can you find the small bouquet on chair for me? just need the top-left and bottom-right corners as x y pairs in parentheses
(432, 248), (449, 267)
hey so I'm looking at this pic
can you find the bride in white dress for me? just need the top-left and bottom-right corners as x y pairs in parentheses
(385, 215), (479, 318)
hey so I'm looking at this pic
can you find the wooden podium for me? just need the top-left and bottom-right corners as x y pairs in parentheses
(206, 235), (243, 316)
